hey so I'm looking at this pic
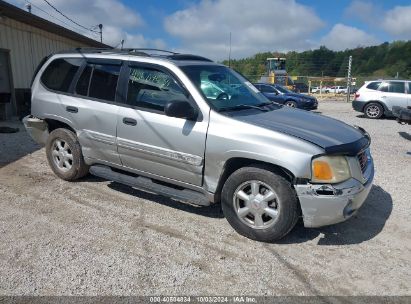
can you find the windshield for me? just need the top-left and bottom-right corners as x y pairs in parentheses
(275, 85), (292, 94)
(180, 65), (271, 111)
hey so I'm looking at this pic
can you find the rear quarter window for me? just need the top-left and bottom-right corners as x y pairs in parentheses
(41, 58), (83, 92)
(366, 82), (381, 91)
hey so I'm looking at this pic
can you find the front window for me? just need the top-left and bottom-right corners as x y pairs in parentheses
(275, 85), (291, 94)
(180, 65), (272, 111)
(127, 66), (188, 112)
(388, 81), (405, 93)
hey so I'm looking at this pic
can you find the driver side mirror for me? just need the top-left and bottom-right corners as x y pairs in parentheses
(164, 100), (198, 120)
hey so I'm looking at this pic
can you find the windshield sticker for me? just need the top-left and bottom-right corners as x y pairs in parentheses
(245, 81), (259, 93)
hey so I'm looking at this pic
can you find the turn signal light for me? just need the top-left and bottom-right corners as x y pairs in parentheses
(312, 160), (333, 180)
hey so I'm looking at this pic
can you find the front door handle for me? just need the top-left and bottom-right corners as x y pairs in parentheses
(66, 106), (78, 113)
(123, 117), (137, 126)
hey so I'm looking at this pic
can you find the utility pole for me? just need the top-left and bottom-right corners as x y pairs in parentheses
(346, 55), (352, 103)
(228, 32), (232, 68)
(98, 24), (103, 43)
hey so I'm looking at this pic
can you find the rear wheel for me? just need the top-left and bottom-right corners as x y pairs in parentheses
(364, 102), (383, 119)
(46, 128), (89, 181)
(221, 165), (299, 242)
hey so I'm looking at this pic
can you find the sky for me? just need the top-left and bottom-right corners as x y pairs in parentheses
(6, 0), (411, 60)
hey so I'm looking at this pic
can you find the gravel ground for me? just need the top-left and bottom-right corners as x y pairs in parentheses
(0, 102), (410, 296)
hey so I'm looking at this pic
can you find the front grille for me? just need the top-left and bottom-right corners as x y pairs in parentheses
(357, 150), (368, 173)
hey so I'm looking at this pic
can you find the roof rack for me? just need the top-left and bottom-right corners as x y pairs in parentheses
(166, 54), (213, 62)
(56, 47), (213, 62)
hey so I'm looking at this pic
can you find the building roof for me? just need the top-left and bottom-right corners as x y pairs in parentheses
(0, 0), (110, 48)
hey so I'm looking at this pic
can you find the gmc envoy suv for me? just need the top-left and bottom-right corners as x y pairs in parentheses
(24, 48), (374, 242)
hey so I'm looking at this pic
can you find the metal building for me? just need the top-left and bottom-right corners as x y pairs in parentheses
(0, 0), (107, 119)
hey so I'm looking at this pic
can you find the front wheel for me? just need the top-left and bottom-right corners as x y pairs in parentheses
(285, 100), (297, 108)
(221, 165), (299, 242)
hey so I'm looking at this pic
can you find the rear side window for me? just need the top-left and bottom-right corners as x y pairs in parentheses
(378, 82), (389, 92)
(75, 63), (121, 102)
(41, 58), (83, 92)
(366, 82), (381, 91)
(408, 83), (411, 94)
(388, 81), (405, 93)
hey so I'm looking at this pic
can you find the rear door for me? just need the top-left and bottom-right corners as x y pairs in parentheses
(116, 62), (208, 186)
(378, 81), (407, 111)
(68, 59), (123, 165)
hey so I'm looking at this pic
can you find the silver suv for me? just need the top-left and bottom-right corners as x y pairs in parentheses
(24, 49), (374, 242)
(353, 80), (411, 119)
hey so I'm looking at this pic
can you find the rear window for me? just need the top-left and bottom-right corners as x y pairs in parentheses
(75, 63), (121, 102)
(41, 58), (83, 92)
(366, 82), (381, 91)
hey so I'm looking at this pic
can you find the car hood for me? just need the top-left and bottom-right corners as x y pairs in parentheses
(234, 107), (369, 155)
(283, 92), (314, 100)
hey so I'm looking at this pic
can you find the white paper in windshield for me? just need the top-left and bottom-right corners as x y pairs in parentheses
(244, 81), (260, 93)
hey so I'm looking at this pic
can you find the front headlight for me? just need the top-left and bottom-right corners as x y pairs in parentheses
(311, 155), (351, 183)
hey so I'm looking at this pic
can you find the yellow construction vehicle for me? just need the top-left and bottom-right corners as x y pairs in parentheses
(262, 57), (294, 90)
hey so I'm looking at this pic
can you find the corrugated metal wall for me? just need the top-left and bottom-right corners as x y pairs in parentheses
(0, 17), (95, 88)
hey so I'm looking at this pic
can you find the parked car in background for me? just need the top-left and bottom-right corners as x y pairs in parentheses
(311, 86), (320, 93)
(293, 82), (309, 93)
(328, 86), (348, 94)
(352, 80), (411, 119)
(311, 86), (328, 93)
(254, 83), (318, 110)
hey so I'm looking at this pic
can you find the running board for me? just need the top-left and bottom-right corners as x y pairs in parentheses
(89, 165), (210, 206)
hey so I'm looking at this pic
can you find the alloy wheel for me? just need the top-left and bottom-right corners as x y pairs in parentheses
(233, 180), (280, 229)
(51, 139), (73, 172)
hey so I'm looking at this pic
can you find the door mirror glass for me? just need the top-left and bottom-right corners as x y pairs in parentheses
(164, 100), (197, 120)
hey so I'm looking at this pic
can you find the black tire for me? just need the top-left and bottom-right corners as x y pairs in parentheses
(46, 128), (89, 181)
(364, 102), (384, 119)
(221, 165), (299, 242)
(284, 100), (297, 108)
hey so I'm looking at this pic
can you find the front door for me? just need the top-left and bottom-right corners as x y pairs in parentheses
(260, 84), (282, 103)
(116, 63), (208, 186)
(378, 81), (408, 111)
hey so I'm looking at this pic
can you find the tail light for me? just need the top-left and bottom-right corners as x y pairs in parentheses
(354, 93), (360, 100)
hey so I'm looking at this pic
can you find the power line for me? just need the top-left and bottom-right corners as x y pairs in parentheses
(24, 0), (84, 33)
(42, 0), (100, 33)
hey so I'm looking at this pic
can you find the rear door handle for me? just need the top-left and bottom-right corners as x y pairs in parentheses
(123, 117), (137, 126)
(66, 106), (78, 113)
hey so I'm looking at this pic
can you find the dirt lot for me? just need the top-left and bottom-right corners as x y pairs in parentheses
(0, 102), (410, 296)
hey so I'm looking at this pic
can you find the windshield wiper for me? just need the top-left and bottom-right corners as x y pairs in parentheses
(219, 103), (271, 112)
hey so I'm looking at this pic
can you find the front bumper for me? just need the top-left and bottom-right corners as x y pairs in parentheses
(295, 157), (374, 228)
(22, 115), (49, 145)
(301, 99), (318, 110)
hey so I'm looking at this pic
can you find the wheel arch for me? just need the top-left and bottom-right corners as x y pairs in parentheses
(213, 157), (296, 203)
(363, 100), (387, 114)
(44, 118), (76, 134)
